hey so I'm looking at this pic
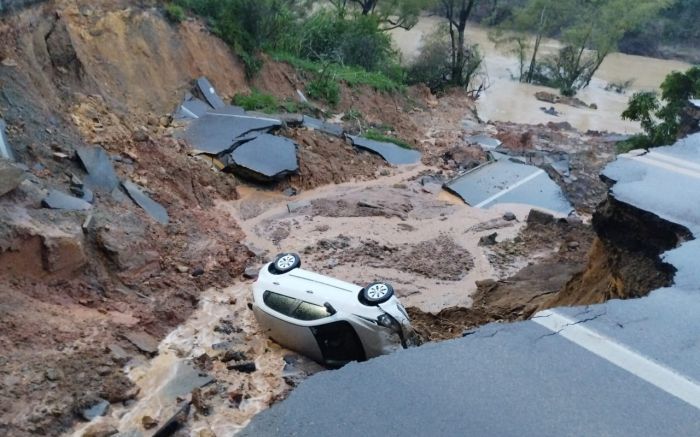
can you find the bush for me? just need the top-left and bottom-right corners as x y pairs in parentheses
(294, 11), (399, 77)
(233, 89), (278, 113)
(407, 26), (482, 93)
(621, 66), (700, 148)
(174, 0), (300, 75)
(307, 67), (341, 106)
(165, 3), (186, 23)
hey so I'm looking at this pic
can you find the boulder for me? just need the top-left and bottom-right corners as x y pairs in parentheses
(0, 159), (24, 196)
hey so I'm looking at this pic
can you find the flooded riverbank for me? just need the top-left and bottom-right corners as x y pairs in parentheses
(390, 17), (691, 133)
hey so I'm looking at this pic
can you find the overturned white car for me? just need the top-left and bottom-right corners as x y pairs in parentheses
(252, 253), (414, 367)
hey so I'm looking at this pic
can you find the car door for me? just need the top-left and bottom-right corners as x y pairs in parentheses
(311, 321), (366, 368)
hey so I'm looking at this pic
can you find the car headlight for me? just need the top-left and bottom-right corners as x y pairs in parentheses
(377, 314), (401, 331)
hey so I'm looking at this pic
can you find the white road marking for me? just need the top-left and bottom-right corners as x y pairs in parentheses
(207, 112), (281, 123)
(624, 154), (700, 180)
(647, 151), (700, 174)
(533, 309), (700, 410)
(475, 168), (545, 208)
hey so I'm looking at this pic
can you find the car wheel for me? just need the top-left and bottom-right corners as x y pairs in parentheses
(361, 282), (394, 305)
(271, 253), (301, 274)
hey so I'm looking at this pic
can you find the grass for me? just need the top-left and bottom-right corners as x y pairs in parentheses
(233, 89), (312, 114)
(270, 52), (404, 94)
(364, 129), (413, 150)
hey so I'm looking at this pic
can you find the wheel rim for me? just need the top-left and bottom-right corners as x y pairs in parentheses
(276, 254), (296, 270)
(367, 283), (389, 300)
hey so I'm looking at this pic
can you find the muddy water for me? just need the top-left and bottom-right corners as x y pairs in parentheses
(72, 286), (323, 437)
(391, 17), (691, 133)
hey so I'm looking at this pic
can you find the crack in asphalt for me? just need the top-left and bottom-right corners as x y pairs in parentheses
(534, 309), (608, 342)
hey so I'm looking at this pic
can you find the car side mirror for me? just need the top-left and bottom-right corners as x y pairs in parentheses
(323, 302), (337, 315)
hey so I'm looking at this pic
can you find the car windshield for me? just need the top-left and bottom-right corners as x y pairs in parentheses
(263, 291), (331, 321)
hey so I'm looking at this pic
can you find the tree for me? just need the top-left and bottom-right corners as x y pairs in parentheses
(437, 0), (480, 86)
(622, 66), (700, 148)
(328, 0), (429, 30)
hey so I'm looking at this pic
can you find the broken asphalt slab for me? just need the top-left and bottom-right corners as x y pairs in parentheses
(348, 135), (421, 165)
(122, 181), (169, 225)
(42, 189), (92, 211)
(181, 113), (281, 155)
(173, 93), (211, 120)
(466, 134), (502, 150)
(222, 133), (298, 181)
(0, 118), (15, 161)
(75, 145), (120, 192)
(302, 116), (344, 137)
(122, 330), (160, 355)
(445, 159), (572, 215)
(195, 77), (225, 110)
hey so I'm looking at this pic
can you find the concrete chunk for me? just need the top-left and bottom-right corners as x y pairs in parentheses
(0, 119), (15, 161)
(75, 145), (120, 192)
(182, 113), (281, 155)
(173, 93), (211, 120)
(122, 181), (169, 225)
(444, 160), (572, 215)
(348, 135), (421, 165)
(42, 189), (92, 211)
(302, 116), (344, 137)
(223, 133), (299, 181)
(196, 77), (226, 109)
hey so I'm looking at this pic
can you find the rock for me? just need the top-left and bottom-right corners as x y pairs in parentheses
(228, 362), (256, 373)
(142, 415), (159, 429)
(191, 266), (205, 277)
(132, 130), (149, 142)
(122, 331), (159, 355)
(42, 235), (87, 273)
(220, 350), (247, 363)
(502, 212), (517, 221)
(478, 233), (498, 246)
(243, 266), (259, 279)
(567, 241), (580, 249)
(527, 209), (555, 225)
(191, 387), (210, 415)
(45, 368), (63, 381)
(106, 343), (130, 365)
(287, 200), (311, 213)
(176, 264), (189, 273)
(0, 160), (24, 197)
(81, 422), (118, 437)
(81, 398), (109, 421)
(151, 402), (190, 437)
(282, 187), (297, 197)
(198, 429), (217, 437)
(535, 91), (561, 104)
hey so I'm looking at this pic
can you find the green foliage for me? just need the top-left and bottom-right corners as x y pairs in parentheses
(500, 0), (671, 95)
(165, 3), (186, 23)
(407, 25), (482, 93)
(364, 129), (413, 149)
(293, 11), (400, 76)
(621, 66), (700, 148)
(271, 52), (404, 93)
(233, 89), (279, 113)
(173, 0), (302, 75)
(306, 63), (341, 106)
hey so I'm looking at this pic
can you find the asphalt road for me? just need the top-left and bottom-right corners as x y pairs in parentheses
(242, 133), (700, 437)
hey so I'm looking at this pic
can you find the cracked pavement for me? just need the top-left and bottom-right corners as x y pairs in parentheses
(242, 134), (700, 436)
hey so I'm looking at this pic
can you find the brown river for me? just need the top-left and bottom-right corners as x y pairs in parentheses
(391, 16), (691, 133)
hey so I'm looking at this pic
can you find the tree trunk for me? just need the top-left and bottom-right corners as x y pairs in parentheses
(525, 6), (547, 83)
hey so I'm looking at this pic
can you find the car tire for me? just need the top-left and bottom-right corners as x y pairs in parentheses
(270, 253), (301, 274)
(361, 282), (394, 305)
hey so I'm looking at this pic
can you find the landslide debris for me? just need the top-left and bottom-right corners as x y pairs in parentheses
(409, 211), (595, 341)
